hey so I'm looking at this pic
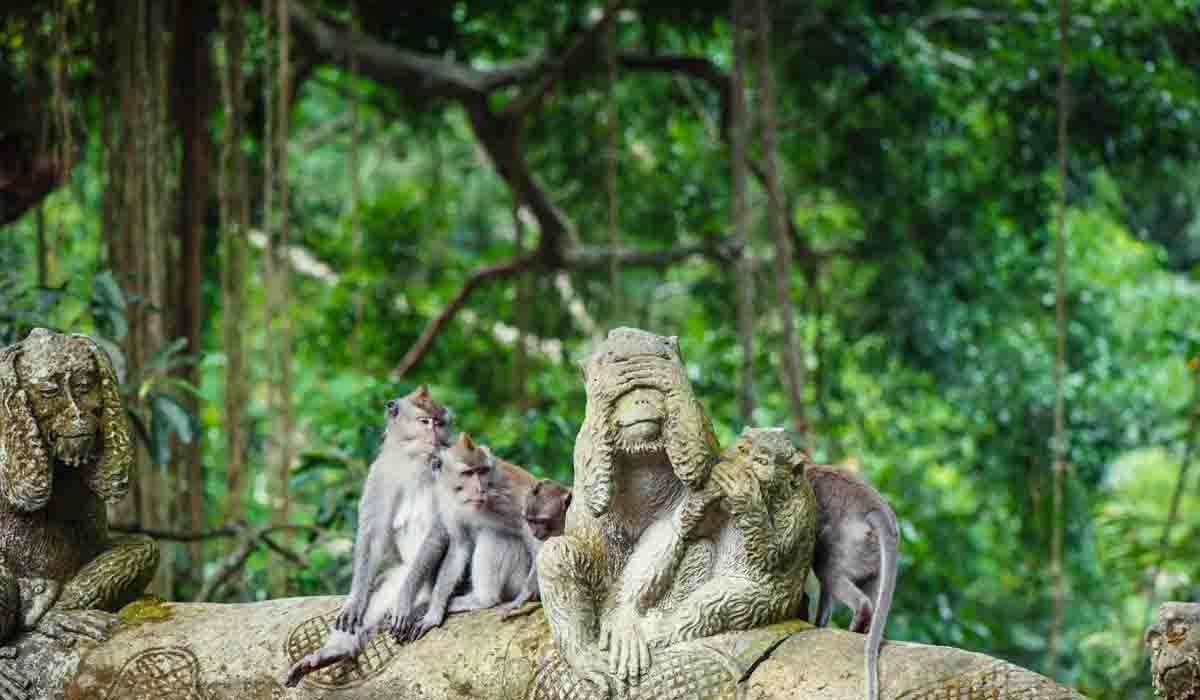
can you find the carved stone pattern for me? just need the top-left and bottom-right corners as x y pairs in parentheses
(284, 609), (400, 689)
(529, 642), (743, 700)
(895, 660), (1083, 699)
(102, 647), (207, 700)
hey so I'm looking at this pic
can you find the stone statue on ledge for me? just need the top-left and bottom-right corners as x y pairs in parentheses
(535, 327), (816, 698)
(0, 328), (159, 699)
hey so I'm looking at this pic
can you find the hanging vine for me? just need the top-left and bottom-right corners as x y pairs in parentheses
(218, 0), (249, 522)
(1046, 0), (1070, 674)
(731, 0), (754, 426)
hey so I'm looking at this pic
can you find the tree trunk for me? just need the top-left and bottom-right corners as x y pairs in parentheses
(218, 0), (250, 525)
(171, 0), (215, 574)
(753, 0), (807, 438)
(99, 0), (177, 598)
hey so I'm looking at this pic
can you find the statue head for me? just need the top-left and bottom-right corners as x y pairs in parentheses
(1148, 602), (1200, 700)
(0, 328), (132, 511)
(575, 328), (719, 517)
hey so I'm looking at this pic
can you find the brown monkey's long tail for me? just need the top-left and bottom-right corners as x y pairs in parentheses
(864, 509), (899, 700)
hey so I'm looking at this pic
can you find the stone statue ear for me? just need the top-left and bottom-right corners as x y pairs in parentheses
(76, 336), (131, 504)
(0, 347), (52, 512)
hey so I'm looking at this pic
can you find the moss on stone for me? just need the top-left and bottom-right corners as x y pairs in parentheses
(116, 596), (173, 626)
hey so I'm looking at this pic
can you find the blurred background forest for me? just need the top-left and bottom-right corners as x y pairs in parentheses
(1, 0), (1198, 696)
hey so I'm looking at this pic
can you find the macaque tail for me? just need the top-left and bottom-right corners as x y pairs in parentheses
(864, 509), (898, 700)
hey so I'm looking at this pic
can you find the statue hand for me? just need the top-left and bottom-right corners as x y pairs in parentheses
(0, 646), (30, 700)
(34, 609), (115, 644)
(598, 605), (651, 687)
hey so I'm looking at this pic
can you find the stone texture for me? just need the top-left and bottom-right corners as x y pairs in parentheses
(5, 596), (1087, 700)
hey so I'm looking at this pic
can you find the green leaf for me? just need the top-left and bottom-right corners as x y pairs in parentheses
(153, 394), (194, 445)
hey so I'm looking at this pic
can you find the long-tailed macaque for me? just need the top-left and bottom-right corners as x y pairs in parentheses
(801, 464), (900, 700)
(523, 478), (571, 542)
(391, 434), (544, 642)
(284, 386), (451, 688)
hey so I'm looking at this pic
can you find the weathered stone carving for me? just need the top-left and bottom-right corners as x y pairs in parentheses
(1147, 601), (1200, 700)
(285, 607), (402, 689)
(536, 328), (815, 696)
(0, 328), (159, 698)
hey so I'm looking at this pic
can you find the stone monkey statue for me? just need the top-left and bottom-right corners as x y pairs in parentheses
(0, 328), (159, 700)
(800, 464), (900, 700)
(391, 433), (545, 642)
(631, 428), (816, 652)
(1147, 602), (1200, 700)
(538, 328), (815, 693)
(285, 386), (452, 688)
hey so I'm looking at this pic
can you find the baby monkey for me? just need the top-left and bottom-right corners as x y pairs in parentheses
(801, 464), (900, 700)
(284, 386), (451, 688)
(391, 434), (562, 642)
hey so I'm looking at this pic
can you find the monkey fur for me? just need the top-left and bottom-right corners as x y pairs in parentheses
(391, 433), (546, 642)
(284, 386), (451, 688)
(801, 464), (900, 700)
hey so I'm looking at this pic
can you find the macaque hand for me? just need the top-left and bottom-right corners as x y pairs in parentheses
(598, 605), (651, 686)
(334, 593), (368, 633)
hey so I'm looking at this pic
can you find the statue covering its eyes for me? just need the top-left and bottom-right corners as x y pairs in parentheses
(0, 328), (159, 700)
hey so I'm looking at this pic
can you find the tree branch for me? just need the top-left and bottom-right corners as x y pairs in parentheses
(392, 252), (542, 379)
(289, 2), (490, 102)
(504, 0), (626, 120)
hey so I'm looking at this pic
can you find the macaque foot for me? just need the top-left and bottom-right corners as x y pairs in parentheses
(34, 609), (115, 645)
(598, 605), (651, 686)
(498, 599), (538, 620)
(390, 605), (441, 644)
(0, 647), (30, 700)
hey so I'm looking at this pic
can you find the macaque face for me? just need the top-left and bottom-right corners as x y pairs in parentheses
(385, 385), (451, 446)
(612, 387), (667, 455)
(16, 336), (103, 468)
(526, 481), (571, 540)
(441, 437), (495, 512)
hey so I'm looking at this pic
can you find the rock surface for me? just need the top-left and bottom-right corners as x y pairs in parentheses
(8, 596), (1086, 699)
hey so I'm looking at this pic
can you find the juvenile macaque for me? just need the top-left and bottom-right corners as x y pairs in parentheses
(802, 464), (900, 700)
(391, 433), (544, 641)
(284, 386), (451, 688)
(524, 478), (571, 542)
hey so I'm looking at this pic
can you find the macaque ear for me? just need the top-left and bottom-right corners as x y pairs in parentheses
(531, 480), (543, 497)
(457, 432), (476, 451)
(413, 384), (431, 402)
(77, 336), (131, 503)
(0, 347), (52, 512)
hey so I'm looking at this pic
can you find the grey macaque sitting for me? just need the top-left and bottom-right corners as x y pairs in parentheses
(801, 464), (900, 700)
(285, 385), (452, 688)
